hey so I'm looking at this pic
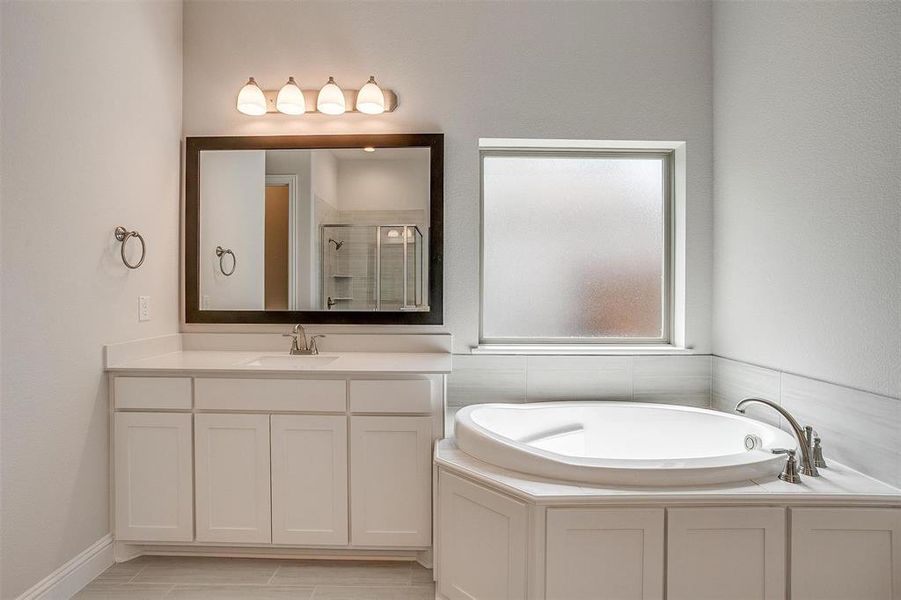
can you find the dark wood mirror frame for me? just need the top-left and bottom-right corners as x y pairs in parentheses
(184, 133), (444, 325)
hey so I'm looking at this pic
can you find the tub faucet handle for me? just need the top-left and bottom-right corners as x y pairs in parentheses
(771, 448), (801, 484)
(812, 436), (827, 468)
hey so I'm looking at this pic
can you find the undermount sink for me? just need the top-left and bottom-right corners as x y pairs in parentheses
(243, 354), (339, 369)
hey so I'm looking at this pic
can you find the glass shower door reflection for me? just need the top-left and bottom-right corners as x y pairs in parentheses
(378, 225), (424, 310)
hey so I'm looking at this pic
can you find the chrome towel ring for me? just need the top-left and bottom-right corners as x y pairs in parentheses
(216, 246), (236, 276)
(114, 226), (146, 269)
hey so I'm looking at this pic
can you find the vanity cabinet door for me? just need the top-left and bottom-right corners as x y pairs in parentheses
(546, 508), (664, 600)
(350, 416), (432, 547)
(667, 507), (786, 600)
(271, 414), (348, 545)
(114, 412), (193, 542)
(194, 413), (271, 544)
(791, 508), (901, 600)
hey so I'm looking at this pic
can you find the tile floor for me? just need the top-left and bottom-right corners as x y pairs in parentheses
(75, 556), (435, 599)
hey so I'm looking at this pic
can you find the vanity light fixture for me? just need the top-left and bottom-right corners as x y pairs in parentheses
(317, 76), (346, 115)
(356, 76), (385, 115)
(276, 77), (305, 115)
(236, 77), (267, 116)
(236, 76), (398, 115)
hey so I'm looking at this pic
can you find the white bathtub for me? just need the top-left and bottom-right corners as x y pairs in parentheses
(454, 402), (797, 486)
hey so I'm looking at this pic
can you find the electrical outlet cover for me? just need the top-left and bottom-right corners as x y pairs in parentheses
(138, 296), (151, 321)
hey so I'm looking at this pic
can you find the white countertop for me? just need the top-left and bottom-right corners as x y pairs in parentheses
(435, 439), (901, 506)
(106, 350), (453, 375)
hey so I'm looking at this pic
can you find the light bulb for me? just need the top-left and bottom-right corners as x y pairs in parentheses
(236, 77), (267, 116)
(276, 77), (305, 115)
(363, 146), (376, 153)
(317, 76), (346, 115)
(356, 76), (385, 115)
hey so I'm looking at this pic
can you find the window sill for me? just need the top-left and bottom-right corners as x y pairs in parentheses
(471, 344), (695, 356)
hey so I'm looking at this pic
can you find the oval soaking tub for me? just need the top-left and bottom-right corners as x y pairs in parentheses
(454, 402), (797, 486)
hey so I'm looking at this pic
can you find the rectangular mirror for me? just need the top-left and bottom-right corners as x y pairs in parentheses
(185, 134), (443, 324)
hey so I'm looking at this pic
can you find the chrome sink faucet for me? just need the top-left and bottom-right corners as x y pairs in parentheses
(283, 324), (325, 355)
(735, 397), (822, 478)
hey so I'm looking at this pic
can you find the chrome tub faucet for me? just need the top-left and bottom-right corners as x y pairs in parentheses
(735, 397), (824, 481)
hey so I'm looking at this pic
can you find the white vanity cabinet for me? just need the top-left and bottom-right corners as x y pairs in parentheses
(791, 507), (901, 600)
(111, 370), (442, 557)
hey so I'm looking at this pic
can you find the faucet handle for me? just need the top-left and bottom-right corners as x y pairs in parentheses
(772, 448), (802, 484)
(282, 332), (301, 354)
(812, 436), (828, 468)
(309, 335), (325, 355)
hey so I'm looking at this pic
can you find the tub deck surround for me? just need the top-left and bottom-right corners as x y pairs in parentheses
(435, 439), (901, 505)
(435, 439), (901, 600)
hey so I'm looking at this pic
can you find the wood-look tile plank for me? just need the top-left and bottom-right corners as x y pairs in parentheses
(131, 557), (281, 585)
(89, 558), (149, 584)
(409, 563), (433, 584)
(166, 584), (315, 599)
(74, 583), (174, 599)
(271, 560), (411, 587)
(311, 585), (435, 600)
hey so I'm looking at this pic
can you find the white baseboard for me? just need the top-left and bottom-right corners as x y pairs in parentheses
(16, 534), (114, 600)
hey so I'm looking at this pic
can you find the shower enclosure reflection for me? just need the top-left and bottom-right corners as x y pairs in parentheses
(321, 224), (425, 311)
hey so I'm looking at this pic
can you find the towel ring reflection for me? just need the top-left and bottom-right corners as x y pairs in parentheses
(216, 246), (236, 276)
(114, 226), (146, 269)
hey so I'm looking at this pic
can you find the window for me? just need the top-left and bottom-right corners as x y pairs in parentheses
(480, 139), (679, 347)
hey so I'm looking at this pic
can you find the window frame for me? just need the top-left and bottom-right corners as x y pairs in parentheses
(478, 139), (681, 351)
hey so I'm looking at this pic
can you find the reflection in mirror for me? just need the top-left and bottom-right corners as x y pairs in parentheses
(199, 147), (430, 312)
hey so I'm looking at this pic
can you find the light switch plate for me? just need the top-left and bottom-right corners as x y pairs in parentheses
(138, 296), (151, 321)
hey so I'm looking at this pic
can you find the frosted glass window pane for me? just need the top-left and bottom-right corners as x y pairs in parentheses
(482, 154), (666, 340)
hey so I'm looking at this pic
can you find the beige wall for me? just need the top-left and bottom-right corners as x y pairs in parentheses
(183, 0), (714, 353)
(712, 2), (901, 398)
(0, 2), (183, 596)
(337, 156), (430, 214)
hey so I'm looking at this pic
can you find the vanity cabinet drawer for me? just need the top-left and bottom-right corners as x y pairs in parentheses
(114, 377), (192, 410)
(349, 379), (432, 414)
(194, 378), (346, 412)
